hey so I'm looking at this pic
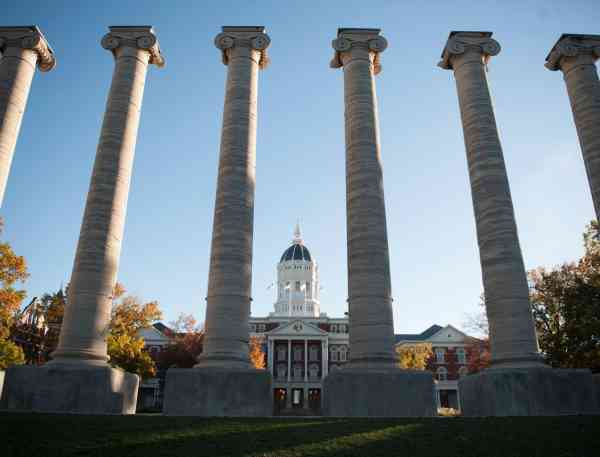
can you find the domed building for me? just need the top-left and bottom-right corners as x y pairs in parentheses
(249, 223), (349, 415)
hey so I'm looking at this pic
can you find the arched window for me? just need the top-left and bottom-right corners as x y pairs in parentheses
(293, 346), (303, 361)
(436, 367), (448, 381)
(293, 365), (303, 379)
(277, 346), (287, 361)
(330, 346), (339, 361)
(339, 346), (348, 362)
(309, 364), (319, 379)
(458, 366), (468, 378)
(277, 364), (286, 379)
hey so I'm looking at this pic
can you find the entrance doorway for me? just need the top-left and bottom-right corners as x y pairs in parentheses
(292, 388), (304, 409)
(273, 388), (287, 415)
(308, 388), (321, 413)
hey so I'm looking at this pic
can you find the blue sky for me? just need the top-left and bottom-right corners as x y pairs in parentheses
(3, 0), (598, 335)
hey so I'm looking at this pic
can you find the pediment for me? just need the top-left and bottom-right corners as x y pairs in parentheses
(428, 325), (469, 343)
(266, 320), (327, 336)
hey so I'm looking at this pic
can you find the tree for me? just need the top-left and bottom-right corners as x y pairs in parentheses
(249, 336), (266, 369)
(529, 221), (600, 372)
(0, 219), (28, 368)
(466, 338), (491, 374)
(107, 285), (163, 379)
(395, 343), (432, 370)
(157, 314), (204, 370)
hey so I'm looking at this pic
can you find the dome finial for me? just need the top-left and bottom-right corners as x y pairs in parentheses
(293, 219), (302, 244)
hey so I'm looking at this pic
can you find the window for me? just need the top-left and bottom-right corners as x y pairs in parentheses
(257, 323), (266, 333)
(309, 346), (319, 361)
(277, 364), (286, 379)
(330, 346), (338, 361)
(293, 346), (303, 361)
(277, 346), (287, 361)
(309, 364), (319, 379)
(458, 366), (468, 378)
(295, 281), (301, 291)
(457, 348), (466, 364)
(339, 324), (347, 333)
(340, 346), (347, 362)
(249, 324), (256, 332)
(436, 367), (448, 381)
(293, 365), (302, 379)
(435, 347), (446, 363)
(330, 324), (338, 333)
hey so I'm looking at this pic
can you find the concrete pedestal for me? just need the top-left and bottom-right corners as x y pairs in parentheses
(0, 364), (139, 414)
(459, 367), (598, 416)
(593, 373), (600, 411)
(323, 367), (436, 417)
(163, 367), (272, 416)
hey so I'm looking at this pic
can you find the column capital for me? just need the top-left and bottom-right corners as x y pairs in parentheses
(0, 26), (56, 72)
(545, 34), (600, 71)
(214, 26), (270, 69)
(330, 28), (388, 75)
(438, 31), (501, 70)
(101, 26), (164, 67)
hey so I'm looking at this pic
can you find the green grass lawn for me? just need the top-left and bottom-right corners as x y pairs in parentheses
(2, 413), (599, 457)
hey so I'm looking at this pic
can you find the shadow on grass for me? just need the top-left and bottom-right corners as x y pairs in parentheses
(2, 414), (600, 457)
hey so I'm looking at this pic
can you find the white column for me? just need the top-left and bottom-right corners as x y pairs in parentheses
(199, 27), (270, 368)
(304, 339), (308, 381)
(322, 338), (328, 377)
(546, 34), (600, 219)
(287, 339), (291, 382)
(438, 31), (542, 368)
(0, 26), (55, 206)
(268, 339), (274, 376)
(52, 26), (164, 365)
(330, 28), (395, 367)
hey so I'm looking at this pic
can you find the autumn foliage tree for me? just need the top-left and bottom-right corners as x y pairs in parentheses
(395, 343), (432, 370)
(0, 220), (28, 368)
(249, 336), (266, 369)
(529, 221), (600, 372)
(157, 314), (204, 369)
(107, 283), (162, 379)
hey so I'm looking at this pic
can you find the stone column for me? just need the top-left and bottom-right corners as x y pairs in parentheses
(545, 34), (600, 219)
(438, 31), (541, 368)
(163, 27), (272, 417)
(287, 339), (291, 382)
(197, 26), (270, 368)
(304, 339), (308, 381)
(52, 26), (164, 365)
(1, 26), (164, 415)
(330, 28), (395, 368)
(0, 26), (55, 206)
(323, 28), (436, 417)
(439, 31), (597, 416)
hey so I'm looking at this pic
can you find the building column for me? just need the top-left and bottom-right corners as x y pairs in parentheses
(330, 28), (395, 368)
(304, 339), (308, 381)
(545, 34), (600, 219)
(51, 27), (164, 365)
(322, 338), (328, 377)
(198, 27), (270, 368)
(268, 339), (274, 376)
(0, 26), (55, 206)
(438, 31), (542, 368)
(439, 31), (598, 417)
(287, 338), (291, 382)
(1, 26), (163, 415)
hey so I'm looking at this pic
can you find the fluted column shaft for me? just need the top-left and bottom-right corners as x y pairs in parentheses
(546, 35), (600, 218)
(199, 28), (270, 368)
(0, 26), (55, 206)
(331, 29), (394, 366)
(439, 32), (541, 368)
(52, 27), (163, 364)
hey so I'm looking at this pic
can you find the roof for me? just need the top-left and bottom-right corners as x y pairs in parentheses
(280, 243), (312, 262)
(394, 324), (443, 344)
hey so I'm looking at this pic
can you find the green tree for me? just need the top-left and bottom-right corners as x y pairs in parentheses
(395, 343), (432, 370)
(529, 221), (600, 372)
(0, 219), (28, 368)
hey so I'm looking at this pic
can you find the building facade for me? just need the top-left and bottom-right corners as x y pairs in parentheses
(250, 225), (349, 415)
(395, 324), (480, 410)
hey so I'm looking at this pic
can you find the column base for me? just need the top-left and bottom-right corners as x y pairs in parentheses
(323, 367), (436, 417)
(163, 367), (272, 416)
(0, 363), (139, 414)
(459, 367), (599, 416)
(593, 373), (600, 413)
